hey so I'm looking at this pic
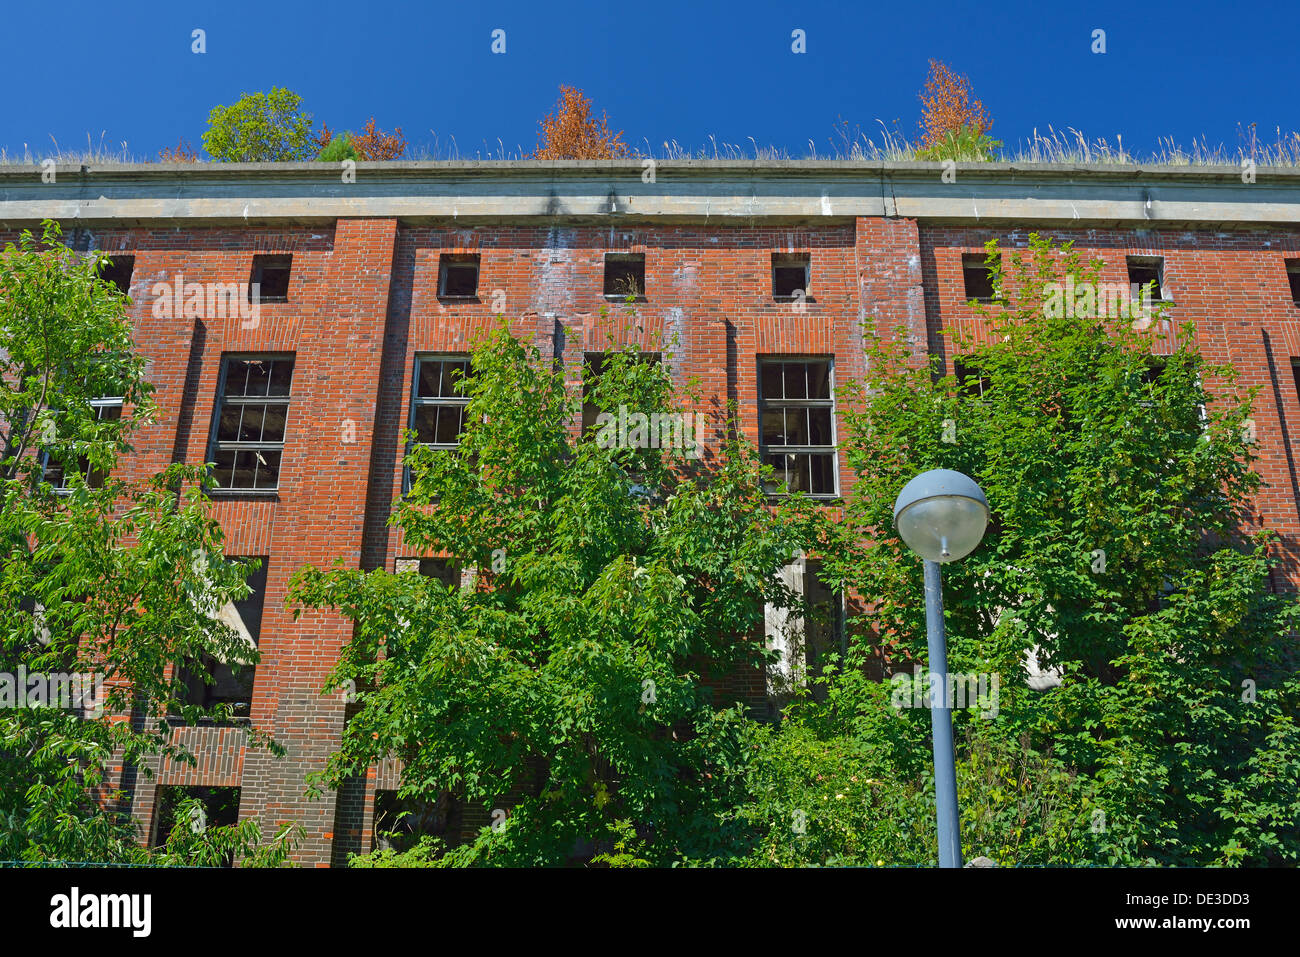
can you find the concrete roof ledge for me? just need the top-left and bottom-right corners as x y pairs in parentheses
(2, 160), (1298, 229)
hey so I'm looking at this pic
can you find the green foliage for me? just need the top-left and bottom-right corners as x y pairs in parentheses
(915, 123), (1002, 162)
(202, 87), (315, 162)
(806, 233), (1300, 865)
(0, 221), (295, 865)
(316, 133), (357, 163)
(291, 314), (815, 866)
(731, 715), (1098, 866)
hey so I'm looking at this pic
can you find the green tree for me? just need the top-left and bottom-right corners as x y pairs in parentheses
(796, 233), (1300, 865)
(0, 222), (299, 864)
(202, 87), (315, 162)
(316, 133), (357, 163)
(289, 315), (814, 866)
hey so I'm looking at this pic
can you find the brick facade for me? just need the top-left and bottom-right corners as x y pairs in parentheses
(22, 195), (1300, 865)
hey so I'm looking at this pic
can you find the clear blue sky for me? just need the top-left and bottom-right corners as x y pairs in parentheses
(3, 0), (1296, 160)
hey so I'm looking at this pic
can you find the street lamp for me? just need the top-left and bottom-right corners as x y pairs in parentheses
(893, 468), (989, 869)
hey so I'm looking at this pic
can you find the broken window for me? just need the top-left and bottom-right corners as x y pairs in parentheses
(764, 556), (844, 705)
(1286, 259), (1300, 305)
(772, 253), (810, 300)
(373, 789), (459, 853)
(176, 557), (268, 722)
(759, 358), (837, 496)
(961, 253), (997, 301)
(42, 397), (124, 490)
(249, 254), (291, 302)
(1138, 357), (1166, 409)
(395, 556), (460, 588)
(151, 785), (241, 862)
(603, 253), (645, 299)
(953, 358), (991, 398)
(208, 355), (294, 492)
(411, 354), (472, 450)
(98, 255), (134, 296)
(580, 351), (662, 434)
(1127, 256), (1165, 302)
(438, 254), (480, 298)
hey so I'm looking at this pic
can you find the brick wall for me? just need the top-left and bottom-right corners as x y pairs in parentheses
(15, 212), (1299, 865)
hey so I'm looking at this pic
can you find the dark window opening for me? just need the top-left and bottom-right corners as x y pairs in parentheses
(208, 355), (294, 492)
(151, 786), (241, 863)
(373, 789), (460, 853)
(417, 557), (459, 588)
(1127, 256), (1165, 302)
(250, 254), (292, 302)
(176, 557), (268, 723)
(759, 358), (837, 497)
(581, 351), (662, 434)
(953, 358), (991, 398)
(772, 254), (810, 299)
(603, 254), (645, 299)
(962, 253), (996, 301)
(803, 559), (844, 700)
(1286, 260), (1300, 305)
(99, 255), (134, 296)
(438, 254), (480, 298)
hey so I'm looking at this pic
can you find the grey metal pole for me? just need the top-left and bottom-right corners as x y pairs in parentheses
(924, 558), (963, 868)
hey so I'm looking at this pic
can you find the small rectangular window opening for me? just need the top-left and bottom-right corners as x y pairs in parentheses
(99, 255), (135, 296)
(438, 254), (480, 298)
(603, 253), (645, 299)
(772, 254), (810, 299)
(1127, 256), (1165, 302)
(953, 358), (991, 398)
(1286, 259), (1300, 306)
(961, 253), (996, 301)
(250, 254), (292, 302)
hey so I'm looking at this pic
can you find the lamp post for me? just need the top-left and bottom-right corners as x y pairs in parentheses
(892, 469), (989, 869)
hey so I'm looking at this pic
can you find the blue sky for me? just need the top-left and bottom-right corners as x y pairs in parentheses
(2, 0), (1296, 160)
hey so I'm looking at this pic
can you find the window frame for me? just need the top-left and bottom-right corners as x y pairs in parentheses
(41, 395), (126, 492)
(249, 254), (292, 303)
(961, 253), (998, 303)
(173, 555), (268, 726)
(405, 352), (473, 490)
(205, 353), (295, 495)
(603, 253), (646, 300)
(1285, 259), (1300, 306)
(772, 253), (811, 301)
(757, 355), (839, 499)
(1126, 255), (1169, 304)
(437, 253), (481, 299)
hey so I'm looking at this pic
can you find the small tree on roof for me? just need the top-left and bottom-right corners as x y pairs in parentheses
(533, 86), (630, 160)
(918, 59), (993, 147)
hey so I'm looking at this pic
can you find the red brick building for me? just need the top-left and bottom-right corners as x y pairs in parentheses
(5, 159), (1300, 865)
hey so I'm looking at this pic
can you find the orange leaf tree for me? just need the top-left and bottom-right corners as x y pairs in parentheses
(313, 118), (407, 160)
(918, 59), (992, 148)
(533, 86), (630, 160)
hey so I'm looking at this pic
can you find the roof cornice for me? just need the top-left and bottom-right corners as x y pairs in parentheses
(2, 160), (1296, 229)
